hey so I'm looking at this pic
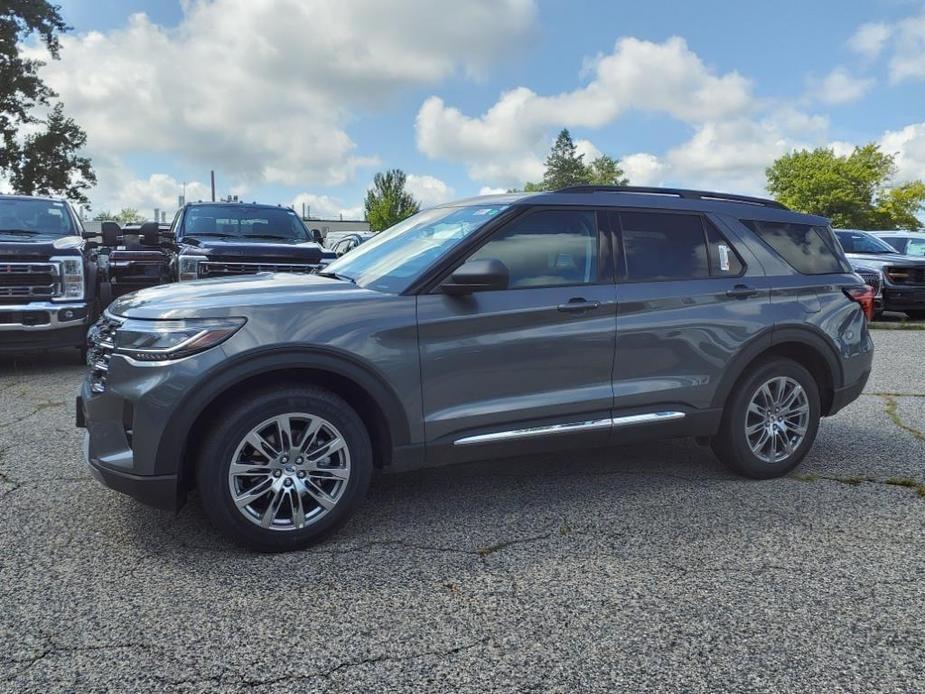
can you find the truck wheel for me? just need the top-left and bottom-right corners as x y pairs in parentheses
(196, 386), (373, 552)
(712, 358), (821, 479)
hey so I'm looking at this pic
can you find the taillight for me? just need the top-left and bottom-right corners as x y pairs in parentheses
(843, 285), (875, 320)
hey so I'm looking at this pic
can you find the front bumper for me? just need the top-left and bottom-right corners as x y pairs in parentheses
(77, 343), (228, 510)
(882, 286), (925, 312)
(0, 300), (91, 350)
(83, 430), (179, 510)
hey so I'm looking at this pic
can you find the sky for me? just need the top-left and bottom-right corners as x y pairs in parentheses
(25, 0), (925, 219)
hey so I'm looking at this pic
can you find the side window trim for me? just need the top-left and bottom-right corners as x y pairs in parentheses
(701, 215), (747, 279)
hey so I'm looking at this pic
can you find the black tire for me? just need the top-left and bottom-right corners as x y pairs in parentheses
(712, 357), (821, 479)
(196, 386), (373, 552)
(904, 310), (925, 321)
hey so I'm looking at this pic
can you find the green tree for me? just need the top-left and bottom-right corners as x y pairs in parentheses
(587, 154), (628, 186)
(542, 129), (590, 190)
(766, 144), (925, 230)
(0, 1), (95, 204)
(92, 208), (143, 224)
(364, 169), (420, 231)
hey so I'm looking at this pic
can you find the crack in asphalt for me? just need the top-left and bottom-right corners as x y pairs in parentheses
(0, 399), (67, 428)
(6, 640), (156, 678)
(794, 473), (925, 498)
(879, 394), (925, 443)
(153, 636), (492, 689)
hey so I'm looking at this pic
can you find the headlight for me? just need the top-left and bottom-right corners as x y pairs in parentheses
(51, 256), (84, 301)
(178, 255), (202, 281)
(114, 317), (245, 361)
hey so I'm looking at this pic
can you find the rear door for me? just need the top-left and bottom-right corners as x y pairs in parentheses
(610, 209), (770, 422)
(416, 207), (617, 458)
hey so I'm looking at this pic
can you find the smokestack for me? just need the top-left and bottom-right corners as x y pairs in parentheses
(210, 170), (216, 201)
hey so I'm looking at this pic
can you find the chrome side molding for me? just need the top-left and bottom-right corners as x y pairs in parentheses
(453, 411), (685, 446)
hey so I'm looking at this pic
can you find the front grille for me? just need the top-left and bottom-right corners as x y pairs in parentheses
(86, 314), (122, 393)
(855, 269), (882, 294)
(0, 262), (58, 301)
(885, 265), (925, 286)
(199, 261), (318, 278)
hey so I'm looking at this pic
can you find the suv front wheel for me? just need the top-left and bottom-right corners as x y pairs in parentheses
(712, 358), (821, 479)
(197, 386), (373, 552)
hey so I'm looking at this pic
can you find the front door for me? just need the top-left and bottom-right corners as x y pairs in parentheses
(416, 208), (617, 460)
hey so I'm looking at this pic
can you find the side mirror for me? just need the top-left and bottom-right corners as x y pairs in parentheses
(81, 230), (97, 240)
(312, 229), (324, 244)
(140, 221), (160, 246)
(441, 258), (509, 295)
(101, 221), (121, 247)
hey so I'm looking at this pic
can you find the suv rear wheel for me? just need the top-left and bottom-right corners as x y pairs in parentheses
(712, 357), (821, 479)
(196, 386), (373, 552)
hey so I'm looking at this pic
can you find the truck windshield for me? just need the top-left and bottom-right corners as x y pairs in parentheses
(181, 205), (310, 241)
(835, 230), (898, 254)
(0, 198), (74, 236)
(322, 204), (511, 293)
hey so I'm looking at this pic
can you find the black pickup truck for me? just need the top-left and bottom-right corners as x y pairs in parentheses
(0, 194), (101, 355)
(171, 201), (335, 281)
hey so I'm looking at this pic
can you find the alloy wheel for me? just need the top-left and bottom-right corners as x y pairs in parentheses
(227, 412), (351, 531)
(744, 376), (810, 464)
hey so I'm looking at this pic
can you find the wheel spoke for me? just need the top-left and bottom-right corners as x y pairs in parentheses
(230, 462), (271, 477)
(246, 431), (278, 459)
(260, 486), (286, 528)
(289, 486), (306, 529)
(234, 478), (273, 509)
(306, 437), (346, 463)
(303, 479), (336, 510)
(299, 418), (323, 453)
(276, 415), (294, 452)
(746, 420), (766, 436)
(307, 466), (350, 481)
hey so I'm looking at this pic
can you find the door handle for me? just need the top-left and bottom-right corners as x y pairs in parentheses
(726, 284), (759, 299)
(557, 298), (601, 312)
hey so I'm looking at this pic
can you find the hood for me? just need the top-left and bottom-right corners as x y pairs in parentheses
(179, 237), (326, 263)
(844, 251), (925, 268)
(108, 271), (381, 320)
(0, 234), (82, 258)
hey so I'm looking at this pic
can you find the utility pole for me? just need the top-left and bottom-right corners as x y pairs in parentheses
(210, 170), (215, 202)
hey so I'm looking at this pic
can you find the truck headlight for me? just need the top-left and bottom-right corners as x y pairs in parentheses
(178, 255), (202, 281)
(114, 317), (245, 361)
(51, 256), (84, 301)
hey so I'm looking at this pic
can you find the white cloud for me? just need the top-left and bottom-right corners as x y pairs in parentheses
(890, 9), (925, 83)
(416, 36), (752, 185)
(27, 0), (537, 204)
(479, 186), (509, 195)
(880, 122), (925, 183)
(620, 153), (666, 187)
(813, 68), (874, 105)
(848, 22), (892, 59)
(405, 174), (455, 207)
(291, 193), (363, 221)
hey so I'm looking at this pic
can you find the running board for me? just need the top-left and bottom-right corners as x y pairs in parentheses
(453, 411), (685, 446)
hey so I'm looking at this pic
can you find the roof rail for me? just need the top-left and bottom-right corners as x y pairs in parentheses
(555, 185), (788, 210)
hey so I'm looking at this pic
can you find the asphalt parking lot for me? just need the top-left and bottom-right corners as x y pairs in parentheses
(1, 332), (924, 693)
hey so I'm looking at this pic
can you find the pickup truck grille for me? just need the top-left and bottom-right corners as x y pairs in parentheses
(885, 266), (925, 286)
(855, 268), (882, 295)
(0, 262), (58, 302)
(86, 314), (122, 393)
(199, 261), (319, 278)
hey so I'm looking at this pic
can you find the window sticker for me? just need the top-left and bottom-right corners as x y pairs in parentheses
(718, 244), (730, 272)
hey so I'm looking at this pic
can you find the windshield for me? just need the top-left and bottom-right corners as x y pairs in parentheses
(323, 204), (511, 293)
(0, 198), (74, 236)
(180, 205), (309, 241)
(835, 230), (897, 254)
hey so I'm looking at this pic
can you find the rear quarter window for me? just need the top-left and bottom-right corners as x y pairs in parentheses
(742, 220), (848, 274)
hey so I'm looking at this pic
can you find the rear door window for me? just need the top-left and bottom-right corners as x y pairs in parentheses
(617, 212), (709, 281)
(743, 220), (848, 274)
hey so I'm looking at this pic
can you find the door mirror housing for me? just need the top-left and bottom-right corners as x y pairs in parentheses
(442, 258), (509, 295)
(140, 221), (160, 246)
(100, 221), (121, 247)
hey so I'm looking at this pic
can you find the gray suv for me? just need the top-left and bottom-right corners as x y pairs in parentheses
(78, 186), (874, 551)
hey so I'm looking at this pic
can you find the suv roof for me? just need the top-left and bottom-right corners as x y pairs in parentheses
(446, 186), (828, 226)
(185, 201), (290, 210)
(0, 193), (66, 204)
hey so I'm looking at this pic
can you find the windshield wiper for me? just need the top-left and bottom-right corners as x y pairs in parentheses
(185, 232), (237, 238)
(317, 270), (356, 283)
(0, 228), (40, 236)
(242, 234), (292, 241)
